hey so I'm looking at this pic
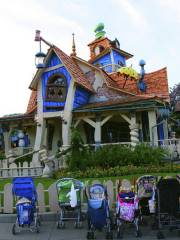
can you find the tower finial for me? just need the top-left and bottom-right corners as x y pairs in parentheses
(71, 33), (76, 56)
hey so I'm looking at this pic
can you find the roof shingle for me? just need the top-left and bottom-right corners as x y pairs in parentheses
(26, 90), (37, 114)
(110, 67), (169, 101)
(54, 46), (94, 93)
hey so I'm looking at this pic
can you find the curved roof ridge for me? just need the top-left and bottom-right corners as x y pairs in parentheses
(145, 67), (167, 76)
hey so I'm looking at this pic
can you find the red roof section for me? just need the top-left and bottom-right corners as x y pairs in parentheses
(26, 90), (37, 114)
(110, 67), (169, 101)
(54, 46), (94, 92)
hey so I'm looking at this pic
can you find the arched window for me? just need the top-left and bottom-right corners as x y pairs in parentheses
(94, 45), (105, 56)
(46, 74), (67, 102)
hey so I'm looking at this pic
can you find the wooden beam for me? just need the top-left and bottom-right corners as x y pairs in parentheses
(120, 114), (131, 124)
(101, 115), (113, 126)
(74, 119), (81, 128)
(82, 117), (96, 128)
(44, 63), (64, 72)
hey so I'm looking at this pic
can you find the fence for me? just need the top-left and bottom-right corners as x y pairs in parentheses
(1, 176), (179, 214)
(0, 161), (43, 178)
(0, 180), (121, 214)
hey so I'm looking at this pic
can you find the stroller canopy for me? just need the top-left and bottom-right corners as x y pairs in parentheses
(12, 177), (37, 202)
(56, 178), (83, 204)
(136, 175), (156, 198)
(89, 184), (106, 200)
(56, 178), (83, 190)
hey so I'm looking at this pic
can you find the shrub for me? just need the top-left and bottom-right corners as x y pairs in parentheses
(91, 145), (135, 168)
(133, 144), (166, 166)
(53, 164), (179, 179)
(66, 143), (167, 170)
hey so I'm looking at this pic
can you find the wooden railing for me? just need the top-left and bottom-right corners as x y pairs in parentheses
(0, 162), (43, 178)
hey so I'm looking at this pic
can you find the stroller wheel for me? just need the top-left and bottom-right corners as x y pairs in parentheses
(57, 221), (65, 229)
(135, 230), (142, 238)
(12, 224), (16, 235)
(35, 225), (40, 233)
(117, 231), (123, 239)
(106, 231), (113, 239)
(152, 222), (158, 230)
(87, 231), (95, 239)
(157, 231), (164, 239)
(140, 218), (148, 226)
(38, 218), (41, 227)
(35, 222), (40, 233)
(74, 221), (83, 228)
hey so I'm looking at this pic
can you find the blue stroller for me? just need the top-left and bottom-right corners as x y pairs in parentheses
(12, 177), (40, 234)
(86, 184), (113, 239)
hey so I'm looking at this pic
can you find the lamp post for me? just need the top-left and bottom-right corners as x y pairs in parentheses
(35, 51), (46, 69)
(34, 30), (46, 69)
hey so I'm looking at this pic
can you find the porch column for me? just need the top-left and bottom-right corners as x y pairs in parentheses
(42, 121), (48, 147)
(120, 113), (139, 147)
(148, 110), (158, 146)
(62, 80), (76, 148)
(3, 130), (10, 157)
(32, 118), (46, 167)
(163, 119), (168, 140)
(130, 112), (139, 147)
(94, 114), (101, 149)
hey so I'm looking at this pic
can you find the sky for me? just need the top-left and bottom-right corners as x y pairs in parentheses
(0, 0), (179, 117)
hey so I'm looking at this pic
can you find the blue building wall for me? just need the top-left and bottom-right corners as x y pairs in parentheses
(93, 53), (112, 73)
(112, 50), (126, 66)
(73, 86), (90, 109)
(93, 51), (126, 73)
(46, 52), (62, 67)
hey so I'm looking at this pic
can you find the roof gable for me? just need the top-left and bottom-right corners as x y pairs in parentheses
(29, 46), (94, 93)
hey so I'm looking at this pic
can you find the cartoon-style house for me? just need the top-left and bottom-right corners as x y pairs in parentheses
(0, 24), (170, 166)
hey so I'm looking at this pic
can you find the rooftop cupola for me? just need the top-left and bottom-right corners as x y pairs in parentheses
(88, 23), (133, 73)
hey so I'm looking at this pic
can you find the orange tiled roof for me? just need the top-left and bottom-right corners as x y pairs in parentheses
(110, 67), (169, 101)
(101, 70), (136, 96)
(87, 37), (110, 46)
(0, 113), (34, 122)
(26, 90), (37, 114)
(54, 46), (94, 93)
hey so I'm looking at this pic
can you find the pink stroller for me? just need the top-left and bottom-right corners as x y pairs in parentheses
(116, 180), (141, 238)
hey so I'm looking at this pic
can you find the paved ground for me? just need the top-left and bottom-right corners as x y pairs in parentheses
(0, 220), (180, 240)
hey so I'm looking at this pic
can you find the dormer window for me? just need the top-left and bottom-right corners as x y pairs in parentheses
(94, 45), (105, 56)
(46, 74), (67, 102)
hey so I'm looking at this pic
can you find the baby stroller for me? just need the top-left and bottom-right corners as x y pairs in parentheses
(155, 177), (180, 239)
(12, 177), (40, 234)
(116, 179), (141, 238)
(136, 175), (157, 223)
(56, 178), (83, 228)
(86, 183), (113, 239)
